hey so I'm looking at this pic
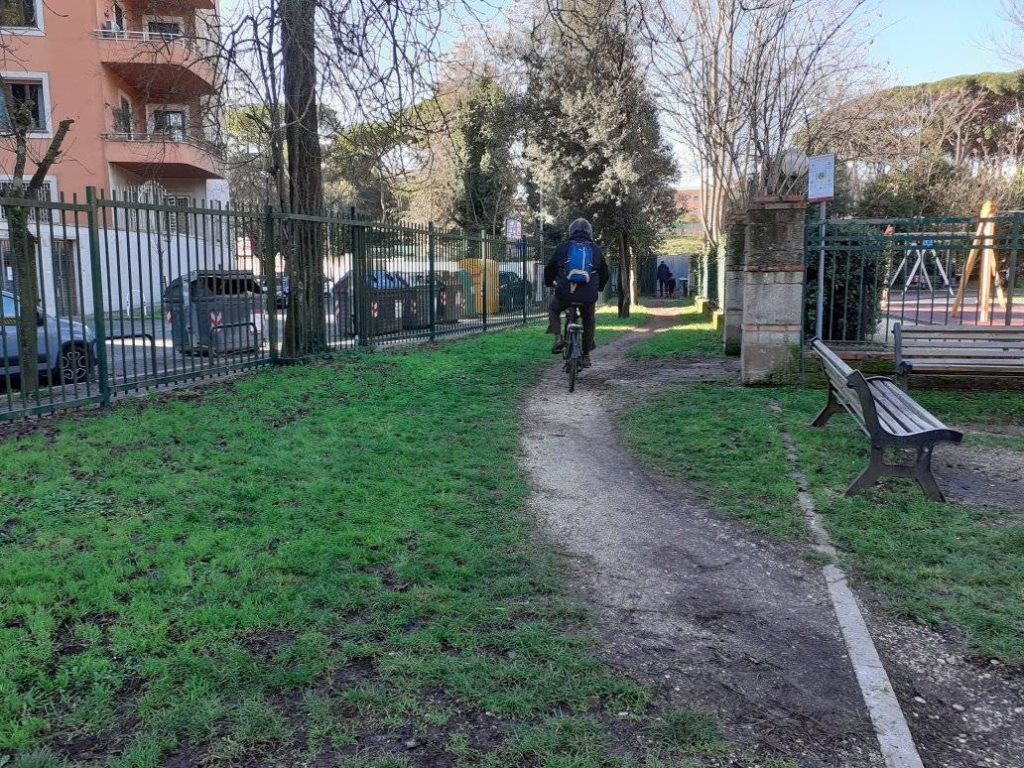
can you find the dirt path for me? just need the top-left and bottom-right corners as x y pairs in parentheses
(520, 305), (885, 766)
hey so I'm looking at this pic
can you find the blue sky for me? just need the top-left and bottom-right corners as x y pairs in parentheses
(869, 0), (1009, 85)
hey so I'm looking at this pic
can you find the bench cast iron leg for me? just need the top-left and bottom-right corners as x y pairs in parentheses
(846, 445), (946, 501)
(913, 446), (945, 502)
(846, 446), (886, 496)
(811, 386), (843, 427)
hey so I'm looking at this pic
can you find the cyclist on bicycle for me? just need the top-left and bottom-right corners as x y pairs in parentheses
(545, 218), (609, 367)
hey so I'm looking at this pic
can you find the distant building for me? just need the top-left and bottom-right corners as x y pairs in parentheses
(0, 0), (226, 201)
(0, 1), (230, 316)
(675, 188), (702, 218)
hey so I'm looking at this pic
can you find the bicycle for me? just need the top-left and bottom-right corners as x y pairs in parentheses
(562, 303), (585, 392)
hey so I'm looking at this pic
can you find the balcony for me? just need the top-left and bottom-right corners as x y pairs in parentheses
(96, 30), (218, 98)
(103, 132), (225, 180)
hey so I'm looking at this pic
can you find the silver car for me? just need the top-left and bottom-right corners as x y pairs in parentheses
(1, 291), (96, 385)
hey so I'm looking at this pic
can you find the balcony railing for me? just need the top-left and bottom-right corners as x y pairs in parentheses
(94, 28), (217, 59)
(102, 131), (225, 159)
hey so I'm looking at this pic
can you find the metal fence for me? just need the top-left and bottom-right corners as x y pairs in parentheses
(0, 190), (551, 421)
(805, 212), (1024, 345)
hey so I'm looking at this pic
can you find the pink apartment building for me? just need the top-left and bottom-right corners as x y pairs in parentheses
(0, 0), (226, 205)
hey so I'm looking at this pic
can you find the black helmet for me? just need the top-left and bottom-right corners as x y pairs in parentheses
(567, 218), (593, 240)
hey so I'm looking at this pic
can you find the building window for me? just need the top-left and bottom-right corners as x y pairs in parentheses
(165, 196), (191, 235)
(0, 180), (53, 221)
(52, 239), (79, 316)
(0, 80), (46, 132)
(0, 0), (37, 28)
(112, 2), (125, 31)
(113, 96), (132, 133)
(153, 108), (185, 141)
(146, 20), (181, 40)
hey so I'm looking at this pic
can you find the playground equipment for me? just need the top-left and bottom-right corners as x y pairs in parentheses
(952, 201), (1006, 324)
(888, 234), (954, 296)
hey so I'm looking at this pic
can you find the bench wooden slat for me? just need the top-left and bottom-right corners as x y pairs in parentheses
(868, 380), (945, 434)
(895, 322), (1024, 382)
(902, 326), (1024, 335)
(904, 360), (1024, 370)
(899, 349), (1024, 359)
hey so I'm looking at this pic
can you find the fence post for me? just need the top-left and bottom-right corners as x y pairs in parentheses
(428, 221), (436, 342)
(1006, 214), (1021, 327)
(85, 187), (111, 405)
(264, 206), (278, 364)
(480, 230), (488, 331)
(522, 234), (528, 326)
(353, 215), (370, 347)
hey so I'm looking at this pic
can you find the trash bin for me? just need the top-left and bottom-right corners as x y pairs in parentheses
(163, 270), (263, 354)
(436, 273), (466, 324)
(458, 258), (499, 314)
(332, 272), (405, 338)
(402, 283), (432, 330)
(456, 269), (478, 317)
(331, 277), (355, 337)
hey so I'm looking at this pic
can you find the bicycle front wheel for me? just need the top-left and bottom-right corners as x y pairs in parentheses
(567, 357), (577, 392)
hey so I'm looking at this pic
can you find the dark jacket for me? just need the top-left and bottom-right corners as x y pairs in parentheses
(657, 262), (671, 281)
(544, 236), (610, 304)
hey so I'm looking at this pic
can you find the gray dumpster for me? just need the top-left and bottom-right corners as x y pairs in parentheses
(331, 273), (405, 337)
(163, 271), (263, 354)
(402, 284), (432, 330)
(437, 273), (467, 323)
(331, 278), (355, 338)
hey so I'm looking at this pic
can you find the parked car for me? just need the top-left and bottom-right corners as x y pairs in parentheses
(499, 271), (533, 313)
(271, 275), (335, 309)
(275, 274), (290, 309)
(0, 292), (96, 385)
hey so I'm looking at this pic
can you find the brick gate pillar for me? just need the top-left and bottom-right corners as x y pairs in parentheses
(741, 196), (806, 384)
(722, 212), (746, 356)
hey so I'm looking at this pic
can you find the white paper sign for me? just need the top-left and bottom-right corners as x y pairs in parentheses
(505, 217), (522, 240)
(808, 154), (835, 202)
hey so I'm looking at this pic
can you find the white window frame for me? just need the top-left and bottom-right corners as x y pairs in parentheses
(0, 70), (53, 138)
(142, 14), (185, 40)
(0, 0), (44, 36)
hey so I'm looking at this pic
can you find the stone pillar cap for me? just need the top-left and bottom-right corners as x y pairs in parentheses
(747, 195), (806, 211)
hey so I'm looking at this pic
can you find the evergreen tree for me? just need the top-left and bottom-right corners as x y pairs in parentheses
(447, 76), (518, 235)
(519, 0), (677, 313)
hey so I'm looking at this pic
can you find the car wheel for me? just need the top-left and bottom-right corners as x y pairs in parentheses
(59, 342), (93, 384)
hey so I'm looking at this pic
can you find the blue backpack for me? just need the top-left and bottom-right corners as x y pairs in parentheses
(564, 241), (594, 284)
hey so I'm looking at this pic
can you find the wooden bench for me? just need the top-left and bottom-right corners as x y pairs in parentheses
(810, 338), (963, 501)
(894, 323), (1024, 387)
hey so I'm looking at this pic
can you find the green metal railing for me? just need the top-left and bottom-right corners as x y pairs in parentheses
(0, 191), (551, 421)
(805, 213), (1024, 345)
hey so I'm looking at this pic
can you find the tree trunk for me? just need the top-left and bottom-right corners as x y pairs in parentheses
(0, 105), (74, 396)
(617, 231), (631, 318)
(7, 206), (40, 394)
(281, 0), (326, 356)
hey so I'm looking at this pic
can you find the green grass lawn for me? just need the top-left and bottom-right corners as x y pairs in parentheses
(1, 318), (750, 767)
(627, 302), (721, 359)
(620, 382), (1024, 662)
